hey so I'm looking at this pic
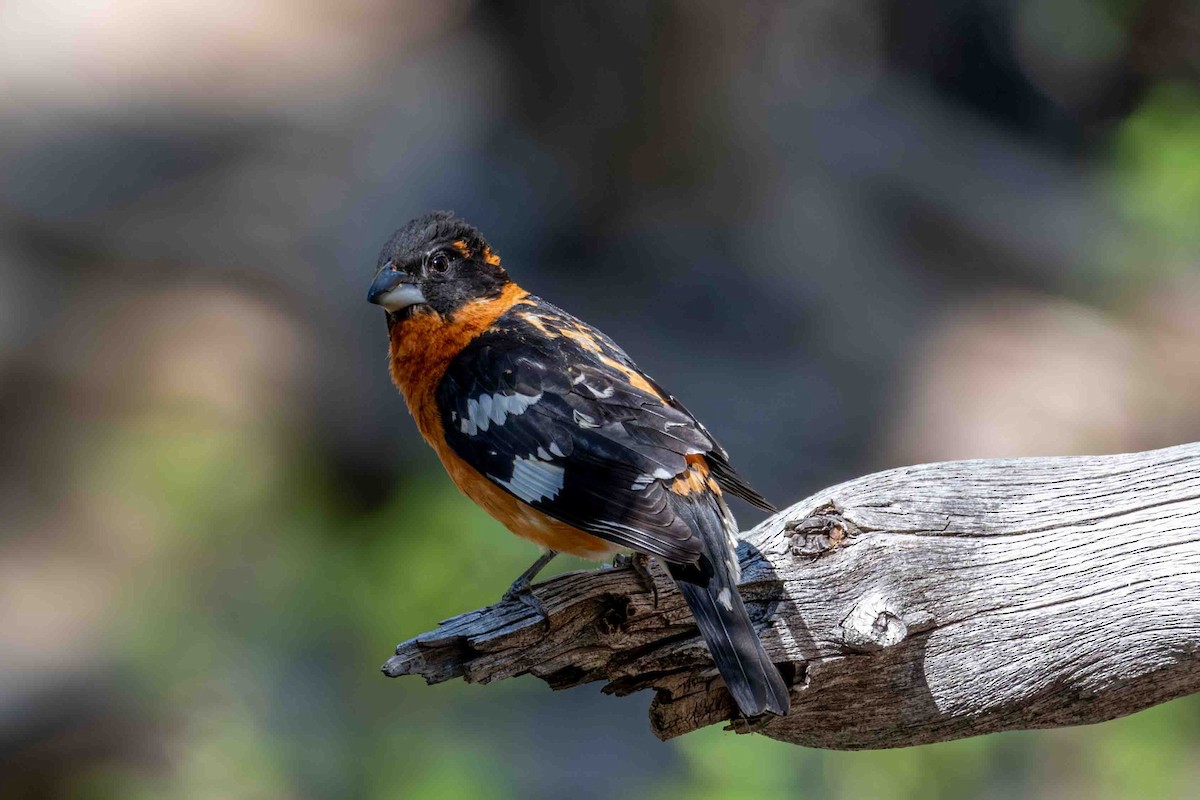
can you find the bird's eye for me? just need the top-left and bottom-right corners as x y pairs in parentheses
(429, 252), (451, 273)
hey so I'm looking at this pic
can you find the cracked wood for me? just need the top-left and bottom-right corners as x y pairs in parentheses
(382, 442), (1200, 747)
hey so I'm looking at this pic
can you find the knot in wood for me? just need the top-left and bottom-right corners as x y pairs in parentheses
(839, 592), (907, 652)
(789, 501), (858, 558)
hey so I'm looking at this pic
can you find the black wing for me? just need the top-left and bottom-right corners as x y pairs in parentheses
(623, 370), (776, 513)
(436, 299), (743, 563)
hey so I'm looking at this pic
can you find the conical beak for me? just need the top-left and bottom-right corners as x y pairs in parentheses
(367, 269), (426, 312)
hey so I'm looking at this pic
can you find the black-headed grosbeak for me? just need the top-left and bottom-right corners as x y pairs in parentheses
(367, 211), (790, 717)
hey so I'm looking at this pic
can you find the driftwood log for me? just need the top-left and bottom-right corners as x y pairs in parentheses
(382, 443), (1200, 747)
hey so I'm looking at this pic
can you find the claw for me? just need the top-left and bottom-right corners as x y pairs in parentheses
(501, 550), (556, 629)
(503, 576), (551, 628)
(613, 553), (659, 607)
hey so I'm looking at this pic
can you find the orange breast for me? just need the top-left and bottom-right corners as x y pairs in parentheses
(387, 283), (618, 560)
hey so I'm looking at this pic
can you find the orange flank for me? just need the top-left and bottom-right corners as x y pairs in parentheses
(439, 452), (618, 559)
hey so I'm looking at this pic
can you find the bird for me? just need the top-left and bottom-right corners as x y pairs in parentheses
(367, 211), (791, 717)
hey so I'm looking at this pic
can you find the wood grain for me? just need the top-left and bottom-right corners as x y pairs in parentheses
(382, 443), (1200, 746)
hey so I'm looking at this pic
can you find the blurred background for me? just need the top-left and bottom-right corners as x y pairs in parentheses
(2, 1), (1199, 798)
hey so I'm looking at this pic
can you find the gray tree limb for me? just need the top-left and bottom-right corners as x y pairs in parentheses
(382, 443), (1200, 747)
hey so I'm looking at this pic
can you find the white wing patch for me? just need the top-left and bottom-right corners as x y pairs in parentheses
(630, 467), (676, 490)
(581, 380), (615, 399)
(461, 391), (542, 435)
(493, 456), (565, 504)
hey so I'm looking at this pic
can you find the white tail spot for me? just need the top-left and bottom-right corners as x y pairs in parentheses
(717, 587), (733, 610)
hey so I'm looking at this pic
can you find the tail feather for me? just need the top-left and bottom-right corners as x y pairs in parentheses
(669, 566), (791, 717)
(662, 466), (790, 717)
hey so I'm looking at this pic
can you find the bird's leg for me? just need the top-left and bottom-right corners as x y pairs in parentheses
(502, 550), (557, 624)
(612, 552), (659, 607)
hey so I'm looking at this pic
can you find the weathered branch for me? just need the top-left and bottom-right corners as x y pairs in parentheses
(383, 443), (1200, 747)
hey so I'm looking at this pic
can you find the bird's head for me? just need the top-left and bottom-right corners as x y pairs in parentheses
(367, 211), (509, 321)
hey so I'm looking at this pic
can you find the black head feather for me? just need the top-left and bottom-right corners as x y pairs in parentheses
(376, 211), (489, 271)
(374, 211), (509, 319)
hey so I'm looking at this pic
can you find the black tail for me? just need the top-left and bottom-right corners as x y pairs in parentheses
(668, 562), (791, 717)
(672, 573), (792, 714)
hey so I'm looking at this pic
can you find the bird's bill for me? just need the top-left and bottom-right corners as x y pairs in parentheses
(367, 270), (426, 312)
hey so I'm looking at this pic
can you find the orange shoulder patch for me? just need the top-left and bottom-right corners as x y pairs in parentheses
(519, 312), (554, 337)
(598, 354), (663, 399)
(559, 324), (603, 354)
(671, 454), (721, 497)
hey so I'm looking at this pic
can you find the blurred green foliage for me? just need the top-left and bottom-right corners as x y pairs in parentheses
(1111, 82), (1200, 265)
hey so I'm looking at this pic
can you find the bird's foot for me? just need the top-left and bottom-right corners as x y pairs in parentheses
(502, 577), (551, 628)
(612, 553), (659, 607)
